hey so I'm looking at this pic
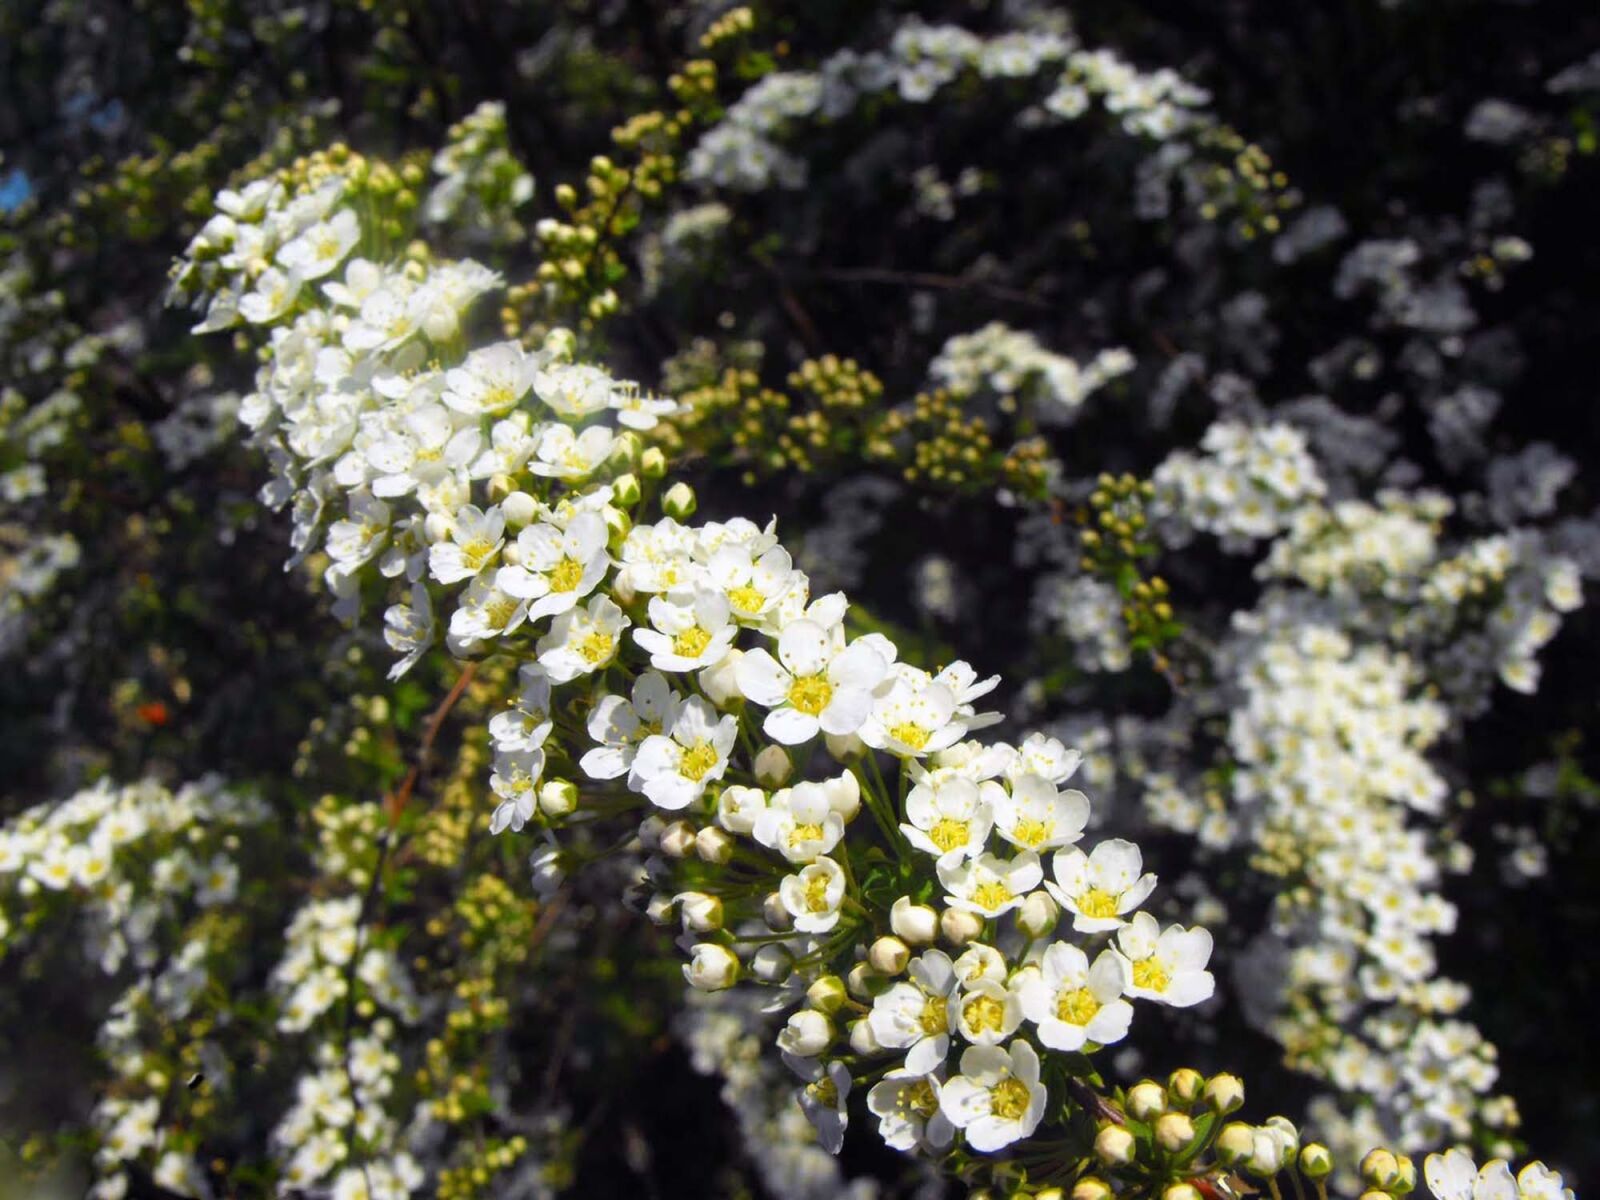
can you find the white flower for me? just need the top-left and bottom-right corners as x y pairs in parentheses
(778, 1009), (833, 1058)
(753, 781), (847, 864)
(778, 856), (847, 933)
(705, 541), (802, 624)
(736, 619), (888, 743)
(1009, 733), (1082, 785)
(868, 949), (959, 1073)
(488, 664), (555, 753)
(901, 776), (997, 865)
(992, 772), (1090, 852)
(534, 362), (615, 419)
(867, 1069), (954, 1152)
(488, 747), (546, 834)
(528, 422), (615, 480)
(954, 977), (1023, 1046)
(579, 671), (680, 781)
(1425, 1151), (1573, 1200)
(633, 588), (739, 672)
(535, 595), (629, 682)
(938, 1040), (1046, 1153)
(325, 493), (390, 568)
(630, 695), (737, 809)
(365, 401), (480, 499)
(1114, 912), (1214, 1006)
(277, 210), (361, 280)
(939, 851), (1043, 918)
(862, 673), (966, 757)
(609, 381), (678, 430)
(796, 1058), (851, 1154)
(616, 518), (698, 594)
(1019, 943), (1134, 1051)
(1045, 839), (1157, 932)
(427, 503), (506, 583)
(239, 266), (302, 324)
(495, 512), (611, 621)
(443, 341), (537, 416)
(447, 573), (530, 652)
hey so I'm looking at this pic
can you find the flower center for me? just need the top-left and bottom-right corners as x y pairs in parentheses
(963, 993), (1007, 1035)
(1011, 817), (1052, 848)
(918, 995), (948, 1036)
(1056, 986), (1102, 1025)
(679, 740), (720, 782)
(672, 626), (713, 658)
(788, 674), (833, 716)
(1077, 887), (1120, 919)
(788, 822), (826, 848)
(888, 721), (931, 751)
(728, 584), (765, 613)
(807, 1077), (839, 1108)
(989, 1076), (1031, 1122)
(1131, 957), (1170, 993)
(576, 630), (614, 665)
(971, 880), (1014, 912)
(485, 597), (520, 627)
(803, 873), (833, 913)
(929, 817), (971, 853)
(549, 556), (585, 593)
(482, 384), (515, 412)
(461, 537), (496, 567)
(906, 1078), (939, 1119)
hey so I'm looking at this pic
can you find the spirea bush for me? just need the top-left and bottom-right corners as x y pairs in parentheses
(2, 2), (1598, 1198)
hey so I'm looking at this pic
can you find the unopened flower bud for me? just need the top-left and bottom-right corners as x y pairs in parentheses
(699, 649), (743, 707)
(538, 778), (578, 817)
(675, 891), (723, 932)
(1094, 1125), (1136, 1165)
(1156, 1112), (1196, 1152)
(603, 505), (631, 544)
(778, 1009), (833, 1058)
(1016, 890), (1060, 937)
(754, 744), (792, 786)
(1168, 1067), (1204, 1107)
(891, 897), (939, 945)
(1128, 1080), (1167, 1120)
(806, 975), (847, 1014)
(1204, 1073), (1245, 1115)
(823, 731), (865, 760)
(683, 943), (738, 991)
(695, 826), (733, 863)
(636, 814), (665, 850)
(846, 961), (886, 1000)
(424, 512), (453, 543)
(500, 490), (538, 529)
(645, 892), (676, 926)
(762, 890), (792, 931)
(1073, 1178), (1112, 1200)
(1036, 1190), (1064, 1200)
(1216, 1123), (1255, 1166)
(611, 472), (641, 507)
(640, 446), (667, 478)
(607, 431), (641, 470)
(1394, 1157), (1417, 1195)
(1363, 1150), (1401, 1189)
(940, 906), (984, 946)
(868, 936), (910, 975)
(662, 482), (696, 520)
(659, 820), (696, 858)
(749, 943), (794, 984)
(487, 472), (517, 503)
(1166, 1186), (1203, 1200)
(1300, 1145), (1334, 1180)
(1361, 1191), (1393, 1200)
(849, 1017), (886, 1056)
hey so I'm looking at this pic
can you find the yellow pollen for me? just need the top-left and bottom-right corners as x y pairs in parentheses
(918, 995), (948, 1036)
(970, 880), (1014, 911)
(888, 721), (931, 750)
(483, 384), (515, 411)
(548, 556), (585, 592)
(803, 873), (833, 913)
(1011, 818), (1053, 848)
(484, 597), (520, 627)
(672, 626), (714, 658)
(928, 817), (971, 853)
(1077, 887), (1120, 919)
(728, 584), (765, 613)
(461, 537), (496, 567)
(679, 740), (720, 782)
(807, 1077), (839, 1108)
(905, 1078), (939, 1118)
(576, 630), (615, 665)
(788, 674), (833, 716)
(989, 1076), (1031, 1122)
(788, 822), (826, 848)
(1056, 986), (1102, 1025)
(414, 446), (442, 462)
(1131, 958), (1170, 993)
(963, 993), (1008, 1034)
